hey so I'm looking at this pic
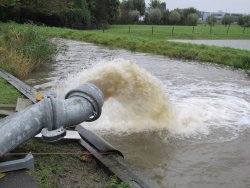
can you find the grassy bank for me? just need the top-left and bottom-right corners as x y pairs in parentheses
(2, 22), (249, 70)
(0, 24), (57, 79)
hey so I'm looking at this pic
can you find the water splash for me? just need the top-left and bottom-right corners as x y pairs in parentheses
(57, 59), (176, 134)
(56, 58), (250, 139)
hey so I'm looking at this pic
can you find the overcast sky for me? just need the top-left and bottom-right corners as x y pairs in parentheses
(146, 0), (250, 14)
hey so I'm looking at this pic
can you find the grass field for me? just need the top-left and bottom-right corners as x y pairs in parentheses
(104, 24), (250, 40)
(0, 78), (22, 104)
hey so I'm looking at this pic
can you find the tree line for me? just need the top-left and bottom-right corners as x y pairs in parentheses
(119, 0), (199, 26)
(0, 0), (250, 28)
(0, 0), (120, 28)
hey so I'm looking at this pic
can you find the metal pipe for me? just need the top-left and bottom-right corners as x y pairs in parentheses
(0, 83), (104, 155)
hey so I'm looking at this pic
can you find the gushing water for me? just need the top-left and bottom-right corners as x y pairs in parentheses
(58, 59), (175, 133)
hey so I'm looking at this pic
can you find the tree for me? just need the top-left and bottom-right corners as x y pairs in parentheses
(169, 10), (181, 25)
(148, 8), (162, 24)
(186, 13), (198, 26)
(129, 0), (145, 16)
(120, 0), (145, 16)
(206, 15), (216, 34)
(87, 0), (120, 24)
(238, 15), (245, 26)
(128, 10), (139, 23)
(222, 14), (233, 26)
(0, 0), (21, 22)
(149, 0), (166, 11)
(206, 15), (216, 26)
(161, 9), (170, 24)
(243, 15), (250, 27)
(237, 15), (250, 27)
(172, 7), (198, 25)
(119, 0), (145, 23)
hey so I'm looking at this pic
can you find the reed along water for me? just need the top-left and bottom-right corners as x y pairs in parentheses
(27, 39), (250, 188)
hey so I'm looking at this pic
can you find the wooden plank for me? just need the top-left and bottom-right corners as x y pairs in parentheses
(15, 98), (32, 112)
(0, 110), (14, 116)
(0, 104), (16, 110)
(0, 70), (37, 103)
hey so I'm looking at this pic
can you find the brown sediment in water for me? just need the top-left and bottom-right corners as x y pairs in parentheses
(76, 59), (173, 131)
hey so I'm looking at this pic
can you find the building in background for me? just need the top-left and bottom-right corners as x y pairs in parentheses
(199, 10), (243, 22)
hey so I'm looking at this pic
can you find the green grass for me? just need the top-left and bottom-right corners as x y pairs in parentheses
(0, 23), (57, 79)
(106, 24), (250, 40)
(13, 139), (112, 188)
(2, 22), (248, 70)
(0, 78), (22, 104)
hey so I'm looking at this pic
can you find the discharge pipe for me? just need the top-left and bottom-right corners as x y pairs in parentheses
(0, 83), (104, 155)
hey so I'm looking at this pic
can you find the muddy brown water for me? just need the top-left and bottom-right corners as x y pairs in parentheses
(26, 39), (250, 188)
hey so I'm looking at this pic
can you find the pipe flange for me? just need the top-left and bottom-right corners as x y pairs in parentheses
(41, 127), (66, 142)
(65, 83), (104, 122)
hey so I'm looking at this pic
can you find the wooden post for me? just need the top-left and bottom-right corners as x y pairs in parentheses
(243, 27), (246, 34)
(172, 26), (174, 36)
(192, 26), (195, 33)
(102, 24), (105, 33)
(210, 26), (212, 34)
(152, 26), (154, 34)
(227, 25), (230, 35)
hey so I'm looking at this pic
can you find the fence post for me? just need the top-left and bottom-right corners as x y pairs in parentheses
(192, 26), (195, 33)
(210, 26), (212, 34)
(172, 26), (174, 36)
(243, 27), (246, 34)
(129, 26), (131, 33)
(227, 25), (230, 35)
(152, 26), (154, 34)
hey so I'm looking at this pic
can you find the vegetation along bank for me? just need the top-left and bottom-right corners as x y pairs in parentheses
(2, 23), (250, 72)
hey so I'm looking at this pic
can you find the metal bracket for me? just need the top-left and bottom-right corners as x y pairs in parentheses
(41, 127), (66, 142)
(0, 153), (34, 173)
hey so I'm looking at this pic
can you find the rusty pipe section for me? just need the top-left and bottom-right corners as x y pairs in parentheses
(0, 83), (104, 154)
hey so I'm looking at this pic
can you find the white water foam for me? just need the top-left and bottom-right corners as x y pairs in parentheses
(56, 59), (250, 139)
